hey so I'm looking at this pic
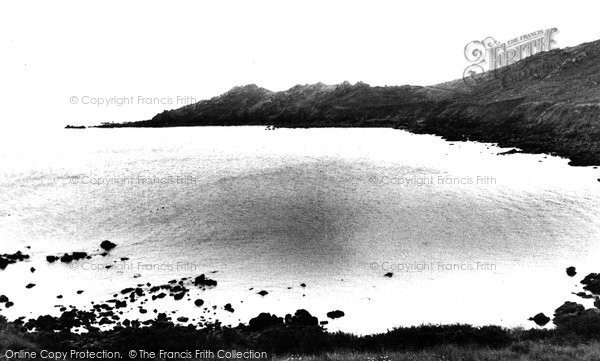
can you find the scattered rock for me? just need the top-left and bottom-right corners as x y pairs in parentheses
(257, 290), (268, 296)
(60, 254), (74, 263)
(194, 274), (217, 287)
(553, 301), (585, 326)
(248, 313), (283, 331)
(285, 309), (318, 326)
(529, 313), (550, 326)
(384, 272), (393, 278)
(326, 310), (345, 319)
(0, 251), (30, 270)
(30, 267), (36, 273)
(0, 295), (8, 303)
(25, 283), (36, 289)
(574, 292), (594, 299)
(224, 303), (235, 313)
(100, 240), (117, 251)
(566, 266), (577, 277)
(581, 273), (600, 294)
(194, 299), (204, 307)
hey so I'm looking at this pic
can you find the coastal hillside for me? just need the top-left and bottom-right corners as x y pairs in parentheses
(99, 39), (600, 166)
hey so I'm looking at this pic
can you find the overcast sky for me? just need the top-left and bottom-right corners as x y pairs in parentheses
(1, 0), (599, 130)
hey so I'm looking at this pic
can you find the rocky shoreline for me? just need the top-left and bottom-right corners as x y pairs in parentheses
(92, 39), (600, 167)
(3, 241), (600, 355)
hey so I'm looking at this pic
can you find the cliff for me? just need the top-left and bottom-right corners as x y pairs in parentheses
(98, 40), (600, 166)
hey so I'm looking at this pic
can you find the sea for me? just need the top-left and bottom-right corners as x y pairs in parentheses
(0, 126), (599, 334)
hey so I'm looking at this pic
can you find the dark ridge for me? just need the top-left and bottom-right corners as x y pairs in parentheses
(95, 40), (600, 166)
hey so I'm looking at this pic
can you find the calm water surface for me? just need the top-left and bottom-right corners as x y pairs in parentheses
(0, 127), (599, 334)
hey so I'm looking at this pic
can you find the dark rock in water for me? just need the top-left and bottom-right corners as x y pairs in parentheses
(100, 240), (117, 251)
(286, 309), (318, 326)
(248, 313), (283, 331)
(173, 292), (185, 300)
(194, 299), (204, 307)
(139, 308), (147, 314)
(46, 255), (59, 263)
(553, 301), (585, 326)
(574, 292), (594, 299)
(120, 257), (129, 261)
(300, 283), (306, 287)
(177, 316), (189, 323)
(72, 252), (88, 260)
(76, 290), (84, 294)
(0, 251), (30, 269)
(0, 295), (8, 303)
(5, 301), (14, 308)
(224, 303), (235, 313)
(320, 320), (329, 325)
(30, 267), (36, 273)
(528, 313), (551, 326)
(121, 287), (135, 294)
(194, 274), (217, 287)
(326, 310), (345, 319)
(57, 295), (63, 299)
(60, 253), (74, 263)
(566, 266), (577, 277)
(384, 272), (393, 278)
(257, 290), (268, 296)
(581, 273), (600, 294)
(498, 149), (521, 156)
(25, 283), (36, 289)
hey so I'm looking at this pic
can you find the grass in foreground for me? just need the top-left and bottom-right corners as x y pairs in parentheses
(273, 342), (600, 361)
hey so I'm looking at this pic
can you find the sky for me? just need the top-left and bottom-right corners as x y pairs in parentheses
(0, 0), (599, 130)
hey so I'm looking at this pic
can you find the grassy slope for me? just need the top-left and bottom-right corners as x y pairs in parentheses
(272, 342), (600, 361)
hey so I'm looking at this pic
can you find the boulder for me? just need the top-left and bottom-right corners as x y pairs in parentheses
(582, 273), (600, 294)
(528, 312), (550, 326)
(194, 274), (217, 287)
(553, 301), (585, 326)
(248, 313), (283, 331)
(100, 240), (117, 251)
(326, 310), (345, 319)
(286, 309), (318, 326)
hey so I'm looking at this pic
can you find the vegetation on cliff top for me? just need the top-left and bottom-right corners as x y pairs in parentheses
(97, 39), (600, 166)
